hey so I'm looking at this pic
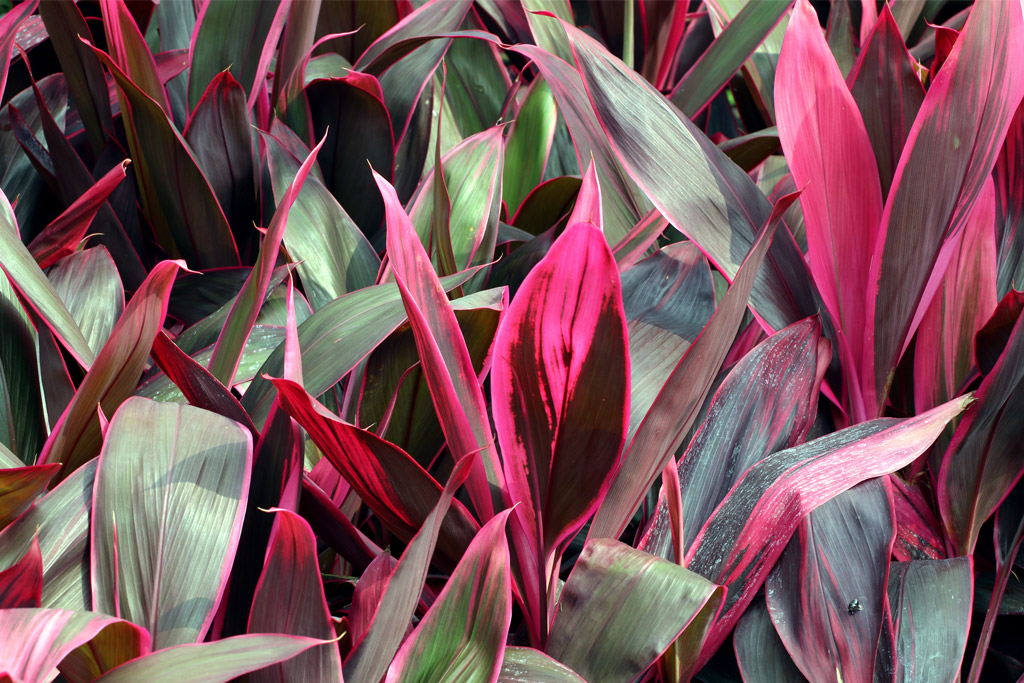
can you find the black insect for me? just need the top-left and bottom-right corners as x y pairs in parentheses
(847, 599), (863, 615)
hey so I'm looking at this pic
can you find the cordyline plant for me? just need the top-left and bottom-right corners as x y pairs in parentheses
(0, 0), (1021, 680)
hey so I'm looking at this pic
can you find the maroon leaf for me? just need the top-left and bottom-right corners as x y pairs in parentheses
(27, 160), (130, 270)
(866, 0), (1024, 411)
(776, 0), (883, 421)
(976, 290), (1024, 377)
(248, 510), (342, 683)
(100, 0), (169, 113)
(271, 378), (479, 570)
(38, 260), (185, 481)
(847, 4), (926, 197)
(348, 552), (398, 650)
(0, 536), (42, 609)
(890, 475), (945, 562)
(765, 478), (895, 683)
(684, 396), (970, 669)
(995, 100), (1024, 297)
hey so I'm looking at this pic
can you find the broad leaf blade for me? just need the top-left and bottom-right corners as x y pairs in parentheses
(497, 648), (585, 683)
(386, 510), (513, 683)
(0, 463), (59, 530)
(48, 247), (125, 357)
(91, 398), (253, 649)
(734, 598), (808, 683)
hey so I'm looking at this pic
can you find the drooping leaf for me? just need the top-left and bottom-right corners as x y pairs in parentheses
(0, 189), (95, 370)
(882, 558), (973, 683)
(248, 510), (342, 683)
(865, 0), (1024, 410)
(0, 536), (42, 609)
(640, 317), (828, 560)
(94, 634), (337, 683)
(765, 478), (895, 683)
(376, 171), (505, 520)
(546, 539), (724, 683)
(776, 0), (883, 421)
(0, 460), (96, 611)
(39, 260), (184, 481)
(273, 378), (478, 569)
(0, 608), (149, 683)
(685, 396), (970, 669)
(91, 398), (252, 649)
(848, 5), (926, 197)
(386, 510), (513, 683)
(47, 247), (124, 357)
(264, 126), (380, 310)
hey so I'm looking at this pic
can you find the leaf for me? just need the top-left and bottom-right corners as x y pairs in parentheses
(28, 161), (130, 270)
(91, 398), (253, 649)
(183, 71), (257, 238)
(0, 190), (95, 370)
(47, 247), (125, 357)
(684, 396), (970, 670)
(188, 0), (288, 109)
(882, 558), (973, 683)
(776, 0), (883, 421)
(866, 0), (1024, 410)
(502, 76), (557, 213)
(0, 269), (46, 463)
(848, 5), (926, 197)
(565, 20), (821, 334)
(0, 536), (42, 609)
(589, 193), (799, 542)
(546, 539), (724, 683)
(386, 510), (513, 683)
(240, 268), (481, 429)
(492, 165), (628, 640)
(0, 608), (149, 683)
(670, 0), (791, 117)
(263, 126), (380, 309)
(376, 170), (505, 520)
(100, 0), (169, 113)
(443, 37), (510, 137)
(94, 634), (337, 683)
(640, 317), (828, 560)
(938, 297), (1024, 554)
(343, 456), (476, 683)
(0, 464), (60, 531)
(39, 260), (185, 482)
(248, 510), (342, 683)
(914, 178), (997, 413)
(890, 475), (945, 562)
(90, 43), (239, 270)
(408, 127), (505, 272)
(272, 378), (479, 570)
(207, 136), (323, 387)
(734, 598), (809, 683)
(497, 648), (585, 683)
(307, 74), (395, 233)
(0, 0), (39, 105)
(0, 460), (96, 611)
(995, 100), (1024, 298)
(765, 478), (895, 683)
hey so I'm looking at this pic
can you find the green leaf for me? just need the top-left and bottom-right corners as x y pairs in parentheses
(48, 247), (124, 356)
(503, 76), (558, 212)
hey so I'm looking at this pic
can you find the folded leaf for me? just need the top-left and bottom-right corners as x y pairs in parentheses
(39, 260), (184, 481)
(91, 398), (253, 649)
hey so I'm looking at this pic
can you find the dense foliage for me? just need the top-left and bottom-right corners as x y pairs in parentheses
(0, 0), (1022, 681)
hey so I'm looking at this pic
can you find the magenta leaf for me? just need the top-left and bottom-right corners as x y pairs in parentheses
(0, 608), (149, 683)
(271, 377), (480, 570)
(546, 539), (724, 683)
(765, 478), (895, 683)
(248, 510), (342, 683)
(776, 0), (883, 421)
(640, 317), (828, 561)
(91, 398), (253, 649)
(0, 0), (39, 105)
(882, 558), (973, 682)
(376, 170), (506, 520)
(386, 510), (513, 683)
(0, 536), (42, 609)
(890, 475), (945, 562)
(348, 552), (398, 650)
(0, 460), (96, 611)
(685, 396), (970, 669)
(865, 0), (1024, 411)
(38, 260), (185, 481)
